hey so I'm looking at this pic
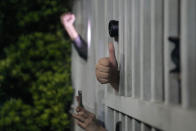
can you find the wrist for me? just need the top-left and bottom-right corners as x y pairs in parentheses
(64, 24), (74, 30)
(98, 126), (107, 131)
(86, 123), (105, 131)
(111, 70), (120, 91)
(64, 25), (79, 40)
(86, 118), (103, 131)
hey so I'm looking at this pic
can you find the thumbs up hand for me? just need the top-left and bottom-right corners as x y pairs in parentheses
(96, 43), (119, 90)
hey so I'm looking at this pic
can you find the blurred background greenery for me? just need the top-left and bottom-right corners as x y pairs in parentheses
(0, 0), (74, 130)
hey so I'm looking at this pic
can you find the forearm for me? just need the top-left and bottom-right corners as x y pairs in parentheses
(97, 126), (107, 131)
(86, 124), (107, 131)
(87, 118), (107, 131)
(73, 36), (88, 60)
(64, 25), (79, 40)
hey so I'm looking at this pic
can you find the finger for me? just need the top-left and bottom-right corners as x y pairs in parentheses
(108, 43), (117, 67)
(76, 120), (86, 129)
(60, 14), (67, 22)
(72, 114), (85, 122)
(98, 58), (111, 66)
(96, 70), (110, 79)
(96, 76), (110, 84)
(71, 14), (76, 21)
(99, 78), (110, 84)
(62, 14), (70, 20)
(96, 72), (108, 83)
(96, 64), (110, 73)
(76, 106), (82, 112)
(78, 111), (89, 118)
(67, 17), (72, 21)
(65, 14), (73, 22)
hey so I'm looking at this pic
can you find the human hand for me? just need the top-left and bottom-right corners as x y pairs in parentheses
(72, 96), (105, 131)
(60, 13), (75, 28)
(60, 13), (78, 40)
(96, 43), (119, 90)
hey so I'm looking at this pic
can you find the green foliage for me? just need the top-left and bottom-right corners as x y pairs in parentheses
(0, 0), (73, 130)
(0, 32), (73, 130)
(0, 0), (73, 57)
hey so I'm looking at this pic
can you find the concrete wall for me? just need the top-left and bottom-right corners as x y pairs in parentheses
(71, 0), (196, 131)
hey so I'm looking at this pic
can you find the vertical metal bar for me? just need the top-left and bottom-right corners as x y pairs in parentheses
(131, 0), (136, 98)
(164, 0), (170, 105)
(113, 0), (119, 20)
(124, 0), (128, 97)
(114, 110), (117, 131)
(164, 0), (181, 105)
(106, 0), (114, 94)
(125, 116), (132, 131)
(113, 0), (119, 69)
(132, 119), (142, 131)
(104, 105), (107, 130)
(121, 114), (125, 131)
(140, 0), (144, 101)
(119, 0), (125, 96)
(135, 120), (141, 131)
(141, 123), (152, 131)
(124, 0), (133, 97)
(105, 107), (114, 131)
(87, 0), (98, 112)
(117, 113), (123, 131)
(114, 111), (119, 131)
(151, 0), (156, 102)
(72, 1), (87, 131)
(181, 0), (196, 109)
(151, 0), (164, 102)
(140, 0), (152, 101)
(94, 0), (107, 123)
(142, 123), (152, 131)
(125, 116), (128, 131)
(95, 0), (106, 59)
(132, 119), (136, 131)
(141, 123), (145, 131)
(132, 0), (141, 98)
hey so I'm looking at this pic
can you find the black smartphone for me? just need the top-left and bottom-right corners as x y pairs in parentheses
(78, 90), (83, 107)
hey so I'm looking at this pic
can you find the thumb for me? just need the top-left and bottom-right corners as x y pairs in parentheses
(108, 42), (117, 67)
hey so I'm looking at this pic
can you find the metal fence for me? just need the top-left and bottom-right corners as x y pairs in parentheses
(72, 0), (196, 130)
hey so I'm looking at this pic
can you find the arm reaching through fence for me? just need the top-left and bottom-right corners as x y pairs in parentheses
(72, 96), (107, 131)
(61, 13), (78, 40)
(96, 42), (119, 90)
(61, 13), (87, 60)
